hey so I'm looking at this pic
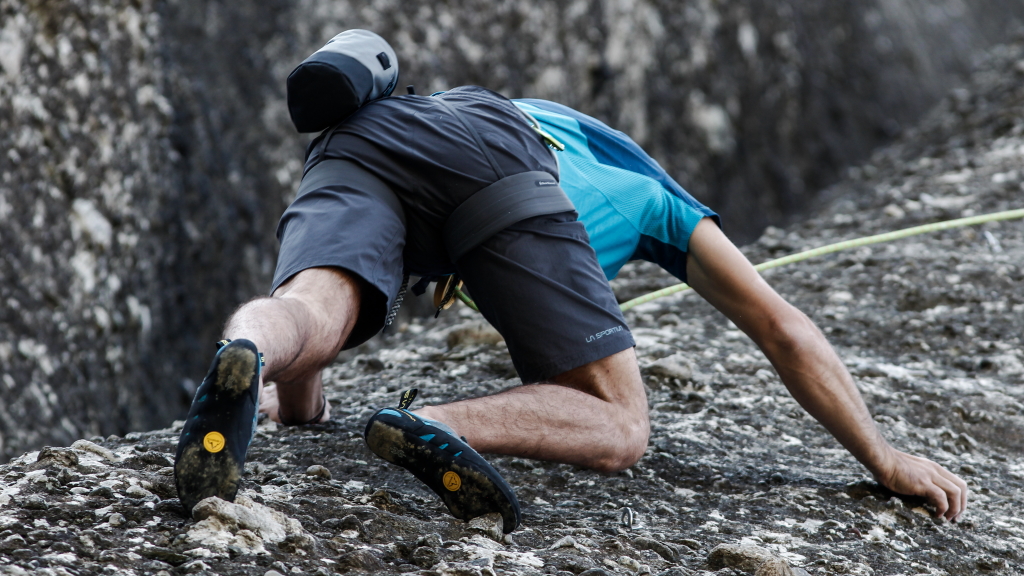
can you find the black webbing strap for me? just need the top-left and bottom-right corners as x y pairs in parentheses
(443, 171), (575, 262)
(302, 123), (344, 178)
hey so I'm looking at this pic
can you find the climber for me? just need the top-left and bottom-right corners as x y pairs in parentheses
(173, 30), (968, 533)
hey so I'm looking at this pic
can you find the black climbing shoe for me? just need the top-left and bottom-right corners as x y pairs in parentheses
(174, 339), (262, 517)
(364, 389), (521, 533)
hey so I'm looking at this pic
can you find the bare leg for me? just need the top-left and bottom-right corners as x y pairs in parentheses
(415, 348), (649, 472)
(223, 267), (361, 424)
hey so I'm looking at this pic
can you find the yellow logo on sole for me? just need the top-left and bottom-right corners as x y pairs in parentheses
(203, 431), (226, 453)
(443, 471), (461, 491)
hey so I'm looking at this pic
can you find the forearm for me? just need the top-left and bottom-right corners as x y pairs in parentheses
(756, 310), (894, 477)
(684, 219), (966, 518)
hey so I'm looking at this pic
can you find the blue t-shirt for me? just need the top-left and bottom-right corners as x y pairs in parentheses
(513, 99), (719, 282)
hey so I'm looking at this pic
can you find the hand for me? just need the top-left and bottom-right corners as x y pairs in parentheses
(875, 448), (968, 521)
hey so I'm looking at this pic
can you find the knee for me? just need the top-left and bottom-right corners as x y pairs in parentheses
(593, 410), (650, 473)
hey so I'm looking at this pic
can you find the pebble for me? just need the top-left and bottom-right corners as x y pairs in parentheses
(755, 557), (810, 576)
(125, 484), (153, 498)
(467, 512), (505, 542)
(550, 535), (576, 549)
(108, 513), (125, 527)
(632, 536), (677, 562)
(34, 446), (79, 468)
(70, 439), (119, 462)
(305, 464), (332, 480)
(708, 543), (775, 572)
(647, 355), (693, 383)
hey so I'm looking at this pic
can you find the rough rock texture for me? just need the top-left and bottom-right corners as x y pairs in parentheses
(0, 41), (1022, 575)
(0, 0), (180, 457)
(3, 0), (1024, 467)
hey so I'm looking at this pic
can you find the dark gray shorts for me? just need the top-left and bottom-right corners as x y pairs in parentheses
(271, 87), (633, 381)
(272, 194), (634, 382)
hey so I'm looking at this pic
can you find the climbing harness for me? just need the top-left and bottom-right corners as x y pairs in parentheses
(451, 207), (1024, 314)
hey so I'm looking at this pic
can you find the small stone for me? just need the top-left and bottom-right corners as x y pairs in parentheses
(140, 545), (188, 566)
(648, 355), (693, 383)
(755, 557), (800, 576)
(71, 439), (120, 462)
(126, 484), (153, 498)
(34, 446), (79, 468)
(22, 495), (47, 510)
(467, 512), (504, 542)
(411, 546), (440, 568)
(883, 203), (905, 219)
(446, 320), (504, 348)
(618, 556), (641, 571)
(679, 539), (701, 550)
(305, 465), (331, 480)
(550, 535), (576, 549)
(108, 513), (125, 527)
(828, 291), (854, 303)
(89, 486), (114, 499)
(182, 560), (210, 573)
(417, 533), (443, 548)
(0, 534), (26, 551)
(633, 536), (678, 562)
(960, 464), (978, 475)
(264, 571), (285, 576)
(338, 548), (385, 572)
(708, 543), (774, 572)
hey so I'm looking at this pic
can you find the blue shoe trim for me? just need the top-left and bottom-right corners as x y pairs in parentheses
(420, 434), (436, 442)
(454, 451), (463, 457)
(379, 408), (404, 418)
(198, 394), (208, 403)
(439, 443), (448, 450)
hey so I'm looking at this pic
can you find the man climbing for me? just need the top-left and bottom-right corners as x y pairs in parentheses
(173, 30), (968, 533)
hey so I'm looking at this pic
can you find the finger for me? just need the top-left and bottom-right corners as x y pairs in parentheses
(933, 467), (969, 520)
(932, 476), (963, 520)
(953, 475), (969, 521)
(923, 484), (949, 519)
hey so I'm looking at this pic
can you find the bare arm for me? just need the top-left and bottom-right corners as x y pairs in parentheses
(684, 219), (968, 520)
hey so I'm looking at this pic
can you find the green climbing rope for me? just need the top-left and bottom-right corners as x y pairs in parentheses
(453, 207), (1024, 314)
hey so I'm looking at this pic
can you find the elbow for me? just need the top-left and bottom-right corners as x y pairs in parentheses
(758, 304), (822, 360)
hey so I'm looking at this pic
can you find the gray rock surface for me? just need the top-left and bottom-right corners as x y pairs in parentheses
(0, 38), (1022, 575)
(2, 0), (1024, 479)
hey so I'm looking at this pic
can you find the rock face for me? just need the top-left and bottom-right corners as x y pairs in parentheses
(0, 39), (1022, 575)
(2, 0), (1024, 458)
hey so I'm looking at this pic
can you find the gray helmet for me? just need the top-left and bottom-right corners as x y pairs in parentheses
(287, 29), (399, 133)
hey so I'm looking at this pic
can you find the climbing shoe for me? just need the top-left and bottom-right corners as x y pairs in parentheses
(364, 389), (521, 533)
(174, 339), (262, 517)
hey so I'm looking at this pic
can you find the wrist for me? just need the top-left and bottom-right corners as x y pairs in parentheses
(865, 442), (899, 485)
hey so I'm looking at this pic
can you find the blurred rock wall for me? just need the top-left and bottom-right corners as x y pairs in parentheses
(1, 0), (1022, 459)
(0, 0), (176, 458)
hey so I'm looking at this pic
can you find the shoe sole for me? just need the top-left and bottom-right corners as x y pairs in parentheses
(366, 417), (519, 533)
(174, 344), (259, 517)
